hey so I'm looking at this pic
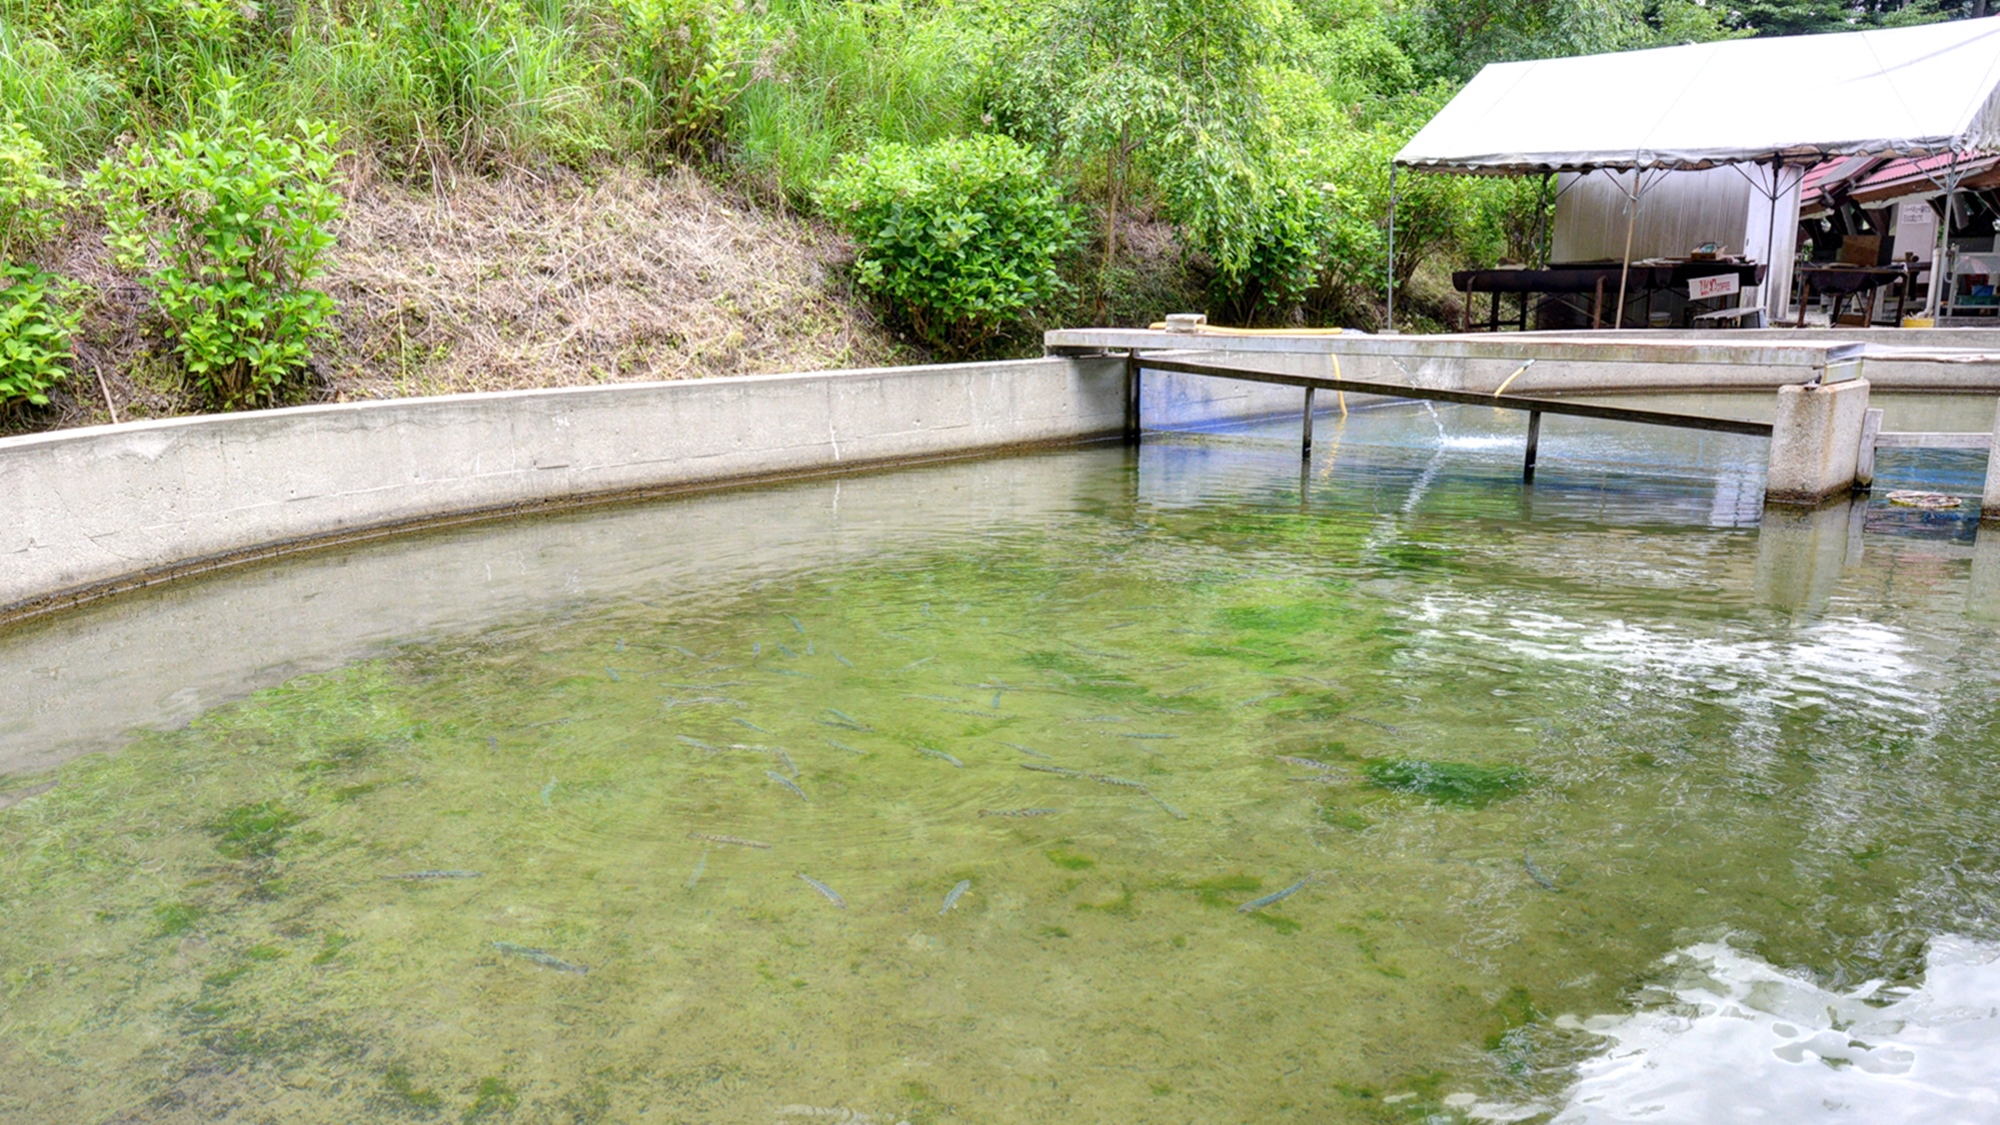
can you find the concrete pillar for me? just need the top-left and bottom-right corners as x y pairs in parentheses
(1984, 398), (2000, 524)
(1764, 378), (1871, 507)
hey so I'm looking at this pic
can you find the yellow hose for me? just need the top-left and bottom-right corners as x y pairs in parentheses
(1493, 359), (1535, 397)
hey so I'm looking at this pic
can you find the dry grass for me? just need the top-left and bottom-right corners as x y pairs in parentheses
(2, 165), (918, 434)
(325, 166), (918, 398)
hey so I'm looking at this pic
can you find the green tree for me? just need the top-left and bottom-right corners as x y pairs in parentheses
(1004, 0), (1288, 312)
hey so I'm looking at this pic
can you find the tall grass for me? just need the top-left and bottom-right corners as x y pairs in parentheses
(0, 19), (124, 168)
(729, 0), (1004, 203)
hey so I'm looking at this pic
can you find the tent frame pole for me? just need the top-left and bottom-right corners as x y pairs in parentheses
(1762, 155), (1784, 321)
(1925, 150), (1966, 321)
(1387, 164), (1398, 332)
(1613, 169), (1639, 330)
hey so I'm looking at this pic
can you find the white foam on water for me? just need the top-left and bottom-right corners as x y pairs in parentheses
(1549, 936), (2000, 1123)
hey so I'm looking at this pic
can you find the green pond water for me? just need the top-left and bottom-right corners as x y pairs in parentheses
(4, 406), (2000, 1123)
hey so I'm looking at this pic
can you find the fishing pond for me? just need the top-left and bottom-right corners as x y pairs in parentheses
(3, 401), (1998, 1123)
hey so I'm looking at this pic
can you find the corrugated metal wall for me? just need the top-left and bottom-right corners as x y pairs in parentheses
(1554, 166), (1802, 316)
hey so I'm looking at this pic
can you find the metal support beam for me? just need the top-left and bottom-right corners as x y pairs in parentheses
(1130, 354), (1774, 438)
(1124, 350), (1142, 444)
(1523, 411), (1543, 483)
(1301, 387), (1315, 459)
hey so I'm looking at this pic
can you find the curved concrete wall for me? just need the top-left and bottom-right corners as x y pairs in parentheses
(0, 357), (1127, 621)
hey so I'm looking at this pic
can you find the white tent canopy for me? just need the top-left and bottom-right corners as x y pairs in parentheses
(1395, 16), (2000, 174)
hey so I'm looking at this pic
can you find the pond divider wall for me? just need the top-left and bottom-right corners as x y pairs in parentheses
(0, 356), (1126, 624)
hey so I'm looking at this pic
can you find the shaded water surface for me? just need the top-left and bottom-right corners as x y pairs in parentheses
(4, 404), (1999, 1123)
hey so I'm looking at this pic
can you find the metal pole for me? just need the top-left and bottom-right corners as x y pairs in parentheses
(1387, 164), (1398, 332)
(1762, 155), (1783, 321)
(1124, 350), (1141, 443)
(1927, 179), (1957, 320)
(1533, 171), (1553, 269)
(1523, 410), (1543, 482)
(1613, 170), (1639, 330)
(1300, 386), (1315, 459)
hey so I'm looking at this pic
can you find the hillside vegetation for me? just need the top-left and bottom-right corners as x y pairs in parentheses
(0, 0), (1973, 429)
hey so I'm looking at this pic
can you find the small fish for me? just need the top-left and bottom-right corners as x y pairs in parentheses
(834, 651), (855, 668)
(686, 851), (707, 889)
(991, 691), (1004, 709)
(824, 709), (871, 731)
(904, 693), (960, 703)
(1118, 733), (1178, 740)
(978, 808), (1063, 818)
(778, 644), (801, 659)
(939, 879), (971, 916)
(766, 771), (808, 800)
(1238, 877), (1312, 914)
(898, 656), (935, 672)
(734, 717), (771, 733)
(787, 615), (806, 633)
(1524, 850), (1560, 892)
(662, 695), (732, 709)
(825, 739), (865, 755)
(1351, 715), (1406, 734)
(1088, 773), (1150, 791)
(943, 707), (1000, 717)
(492, 941), (588, 975)
(1237, 692), (1284, 706)
(773, 669), (814, 678)
(688, 832), (772, 849)
(0, 779), (58, 811)
(1074, 716), (1129, 724)
(676, 735), (719, 752)
(1001, 741), (1051, 760)
(773, 748), (799, 777)
(797, 872), (845, 907)
(918, 746), (964, 768)
(615, 639), (626, 652)
(1149, 794), (1188, 820)
(671, 645), (698, 658)
(1276, 756), (1333, 771)
(605, 666), (621, 682)
(540, 778), (558, 807)
(1021, 763), (1085, 778)
(382, 870), (482, 880)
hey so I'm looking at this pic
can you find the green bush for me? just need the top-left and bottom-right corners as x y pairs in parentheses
(618, 0), (772, 157)
(0, 264), (81, 407)
(0, 115), (71, 258)
(91, 87), (344, 409)
(817, 133), (1078, 354)
(0, 116), (78, 409)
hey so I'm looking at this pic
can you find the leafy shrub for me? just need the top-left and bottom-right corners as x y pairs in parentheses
(0, 117), (78, 409)
(0, 115), (70, 258)
(0, 265), (81, 407)
(618, 0), (773, 157)
(91, 87), (344, 409)
(817, 134), (1078, 354)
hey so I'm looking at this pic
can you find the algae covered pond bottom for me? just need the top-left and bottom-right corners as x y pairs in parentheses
(5, 405), (2000, 1123)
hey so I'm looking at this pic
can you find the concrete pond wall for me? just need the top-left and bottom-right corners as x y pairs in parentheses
(0, 356), (1126, 621)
